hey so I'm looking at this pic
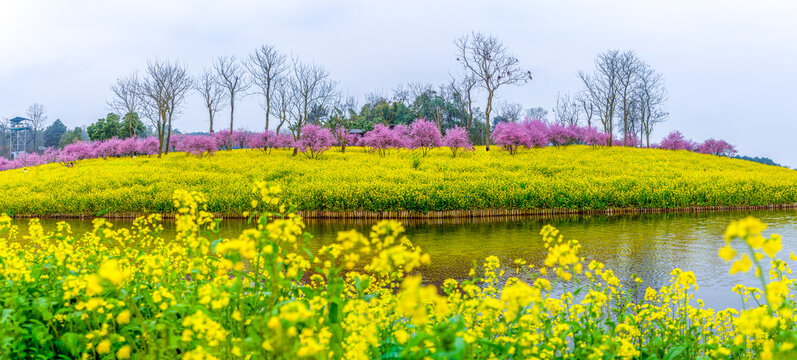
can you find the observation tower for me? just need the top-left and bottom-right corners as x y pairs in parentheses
(8, 116), (31, 159)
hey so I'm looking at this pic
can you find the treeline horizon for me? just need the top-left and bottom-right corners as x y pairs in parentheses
(0, 31), (697, 159)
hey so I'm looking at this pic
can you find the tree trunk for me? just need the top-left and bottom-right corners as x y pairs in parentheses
(292, 115), (303, 157)
(227, 93), (235, 150)
(229, 95), (235, 150)
(484, 92), (493, 151)
(606, 105), (615, 146)
(165, 112), (173, 155)
(157, 113), (165, 158)
(208, 107), (215, 133)
(466, 91), (474, 130)
(265, 90), (271, 132)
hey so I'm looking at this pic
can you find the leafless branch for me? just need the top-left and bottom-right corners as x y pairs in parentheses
(455, 31), (532, 150)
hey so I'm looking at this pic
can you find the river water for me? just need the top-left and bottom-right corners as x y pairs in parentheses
(9, 209), (797, 310)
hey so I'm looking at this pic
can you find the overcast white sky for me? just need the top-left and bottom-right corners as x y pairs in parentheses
(1, 0), (795, 166)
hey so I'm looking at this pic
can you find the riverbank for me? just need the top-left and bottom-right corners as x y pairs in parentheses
(8, 203), (797, 220)
(2, 145), (796, 217)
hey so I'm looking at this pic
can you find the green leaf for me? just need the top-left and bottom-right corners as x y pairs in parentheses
(663, 345), (687, 360)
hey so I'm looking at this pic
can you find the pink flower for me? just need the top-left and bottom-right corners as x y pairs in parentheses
(410, 119), (442, 156)
(298, 124), (334, 159)
(442, 126), (473, 157)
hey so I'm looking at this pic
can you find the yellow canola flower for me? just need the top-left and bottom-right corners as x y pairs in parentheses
(730, 254), (753, 274)
(116, 310), (131, 325)
(725, 216), (768, 242)
(4, 176), (797, 360)
(393, 329), (410, 344)
(116, 345), (131, 359)
(97, 259), (129, 286)
(718, 245), (737, 261)
(767, 281), (789, 307)
(747, 235), (765, 250)
(763, 234), (783, 258)
(96, 339), (111, 354)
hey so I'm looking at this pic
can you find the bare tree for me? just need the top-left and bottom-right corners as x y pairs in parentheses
(524, 107), (548, 122)
(636, 64), (668, 147)
(329, 95), (358, 153)
(0, 117), (8, 156)
(287, 58), (339, 153)
(365, 91), (389, 107)
(456, 32), (532, 150)
(553, 92), (580, 126)
(616, 51), (643, 142)
(496, 102), (524, 123)
(272, 78), (291, 133)
(137, 60), (193, 157)
(26, 103), (47, 151)
(109, 73), (141, 137)
(246, 44), (287, 131)
(575, 91), (595, 128)
(406, 82), (433, 102)
(391, 84), (411, 105)
(579, 50), (622, 145)
(215, 56), (250, 149)
(449, 74), (478, 130)
(195, 69), (226, 133)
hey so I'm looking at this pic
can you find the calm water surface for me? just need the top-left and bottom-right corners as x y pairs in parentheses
(10, 209), (797, 310)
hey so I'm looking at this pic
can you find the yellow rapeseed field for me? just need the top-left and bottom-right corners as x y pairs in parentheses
(0, 183), (795, 358)
(1, 145), (795, 215)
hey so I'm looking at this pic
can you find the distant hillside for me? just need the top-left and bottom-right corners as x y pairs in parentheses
(734, 155), (784, 167)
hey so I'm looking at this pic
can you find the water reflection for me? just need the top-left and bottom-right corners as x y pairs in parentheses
(10, 210), (797, 310)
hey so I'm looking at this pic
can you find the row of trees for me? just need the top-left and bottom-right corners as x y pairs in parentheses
(102, 32), (536, 157)
(1, 120), (738, 172)
(109, 52), (338, 157)
(573, 50), (668, 147)
(5, 33), (671, 159)
(484, 50), (669, 149)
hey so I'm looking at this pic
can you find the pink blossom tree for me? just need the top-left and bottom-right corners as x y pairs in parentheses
(95, 138), (126, 158)
(696, 139), (737, 157)
(212, 130), (232, 150)
(622, 133), (641, 148)
(231, 130), (249, 149)
(136, 137), (160, 155)
(60, 141), (95, 163)
(347, 133), (361, 146)
(244, 130), (274, 154)
(521, 119), (549, 148)
(167, 134), (183, 153)
(298, 124), (334, 159)
(659, 131), (697, 151)
(117, 137), (140, 156)
(176, 135), (218, 157)
(271, 133), (295, 149)
(244, 131), (268, 150)
(360, 124), (404, 156)
(410, 119), (443, 156)
(393, 124), (412, 148)
(333, 126), (353, 153)
(492, 122), (528, 155)
(442, 126), (473, 157)
(547, 124), (578, 147)
(571, 126), (604, 146)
